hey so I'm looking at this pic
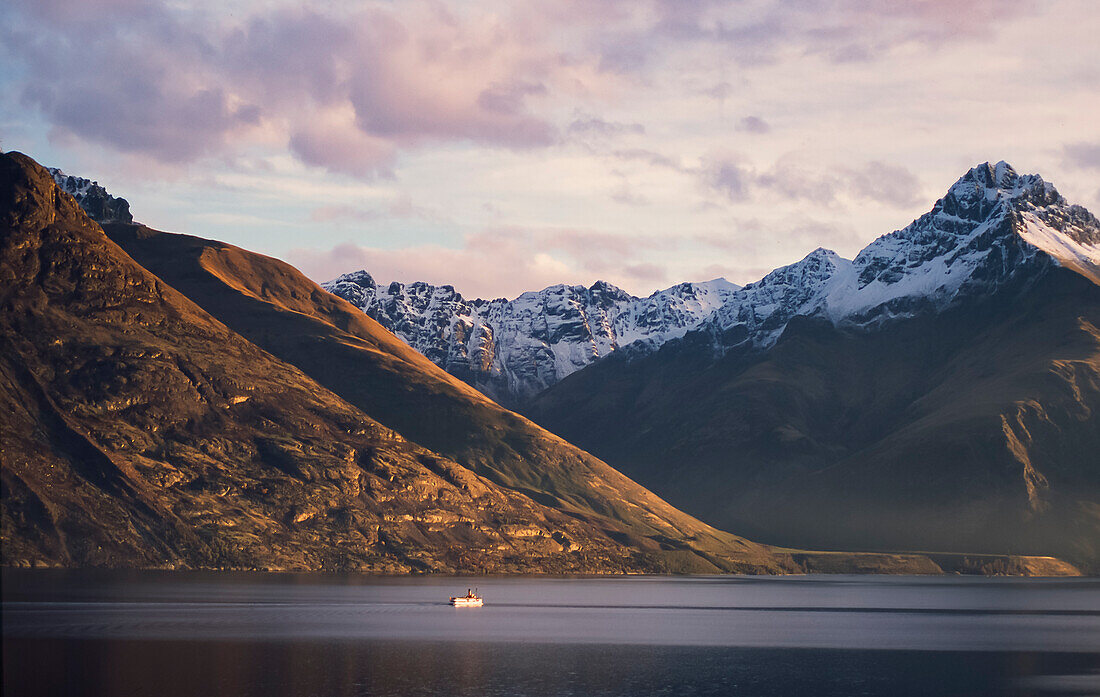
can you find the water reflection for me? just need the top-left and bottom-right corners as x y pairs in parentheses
(7, 638), (1100, 697)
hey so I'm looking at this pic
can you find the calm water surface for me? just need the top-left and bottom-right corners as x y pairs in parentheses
(4, 571), (1099, 696)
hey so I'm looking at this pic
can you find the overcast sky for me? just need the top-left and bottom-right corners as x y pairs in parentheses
(2, 0), (1098, 298)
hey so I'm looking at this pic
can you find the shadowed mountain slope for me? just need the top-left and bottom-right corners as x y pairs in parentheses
(528, 166), (1100, 572)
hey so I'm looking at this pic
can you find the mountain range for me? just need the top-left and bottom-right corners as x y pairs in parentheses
(328, 163), (1099, 401)
(2, 151), (1092, 575)
(329, 161), (1100, 572)
(324, 272), (738, 407)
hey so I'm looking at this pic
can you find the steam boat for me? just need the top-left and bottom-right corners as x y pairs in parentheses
(450, 589), (483, 607)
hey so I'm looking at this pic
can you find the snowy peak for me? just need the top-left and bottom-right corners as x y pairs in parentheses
(765, 248), (845, 285)
(332, 269), (378, 289)
(853, 160), (1098, 296)
(47, 167), (132, 224)
(324, 274), (739, 405)
(994, 163), (1100, 279)
(706, 162), (1099, 349)
(619, 277), (741, 346)
(946, 160), (1052, 204)
(935, 161), (1052, 228)
(712, 248), (848, 346)
(587, 280), (634, 305)
(663, 277), (739, 302)
(954, 160), (1025, 197)
(993, 160), (1017, 185)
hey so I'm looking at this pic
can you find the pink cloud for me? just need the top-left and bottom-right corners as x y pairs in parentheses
(622, 263), (668, 284)
(587, 0), (1032, 70)
(8, 0), (155, 24)
(1063, 143), (1100, 170)
(6, 2), (584, 177)
(308, 197), (446, 224)
(4, 0), (1035, 179)
(309, 206), (382, 224)
(703, 156), (754, 202)
(736, 116), (770, 134)
(289, 112), (396, 178)
(10, 1), (261, 163)
(861, 0), (1031, 38)
(842, 161), (924, 208)
(339, 11), (560, 150)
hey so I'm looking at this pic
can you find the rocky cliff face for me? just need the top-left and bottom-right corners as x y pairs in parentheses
(48, 167), (132, 224)
(324, 273), (737, 406)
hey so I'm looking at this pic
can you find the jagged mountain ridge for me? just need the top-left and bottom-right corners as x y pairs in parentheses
(327, 162), (1099, 407)
(323, 273), (738, 406)
(698, 161), (1100, 352)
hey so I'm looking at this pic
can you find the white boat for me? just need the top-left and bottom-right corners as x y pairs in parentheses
(450, 588), (483, 607)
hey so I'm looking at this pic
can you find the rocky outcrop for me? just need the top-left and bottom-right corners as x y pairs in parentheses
(48, 167), (132, 224)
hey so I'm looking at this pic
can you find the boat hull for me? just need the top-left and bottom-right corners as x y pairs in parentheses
(450, 598), (483, 607)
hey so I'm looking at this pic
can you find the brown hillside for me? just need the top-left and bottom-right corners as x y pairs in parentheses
(0, 151), (765, 573)
(102, 220), (786, 572)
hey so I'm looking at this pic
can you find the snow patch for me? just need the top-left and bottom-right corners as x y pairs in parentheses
(1019, 213), (1100, 268)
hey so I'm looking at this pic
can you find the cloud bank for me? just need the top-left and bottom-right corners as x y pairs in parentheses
(2, 0), (1096, 298)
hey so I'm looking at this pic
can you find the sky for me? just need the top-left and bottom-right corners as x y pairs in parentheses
(2, 0), (1098, 300)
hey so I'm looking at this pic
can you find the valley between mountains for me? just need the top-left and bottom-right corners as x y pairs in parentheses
(1, 150), (1095, 576)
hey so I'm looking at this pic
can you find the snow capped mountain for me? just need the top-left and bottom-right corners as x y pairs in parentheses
(704, 161), (1100, 350)
(324, 273), (738, 405)
(525, 162), (1100, 573)
(327, 161), (1097, 405)
(48, 167), (132, 224)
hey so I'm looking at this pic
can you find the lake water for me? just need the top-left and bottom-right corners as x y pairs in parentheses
(4, 570), (1099, 696)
